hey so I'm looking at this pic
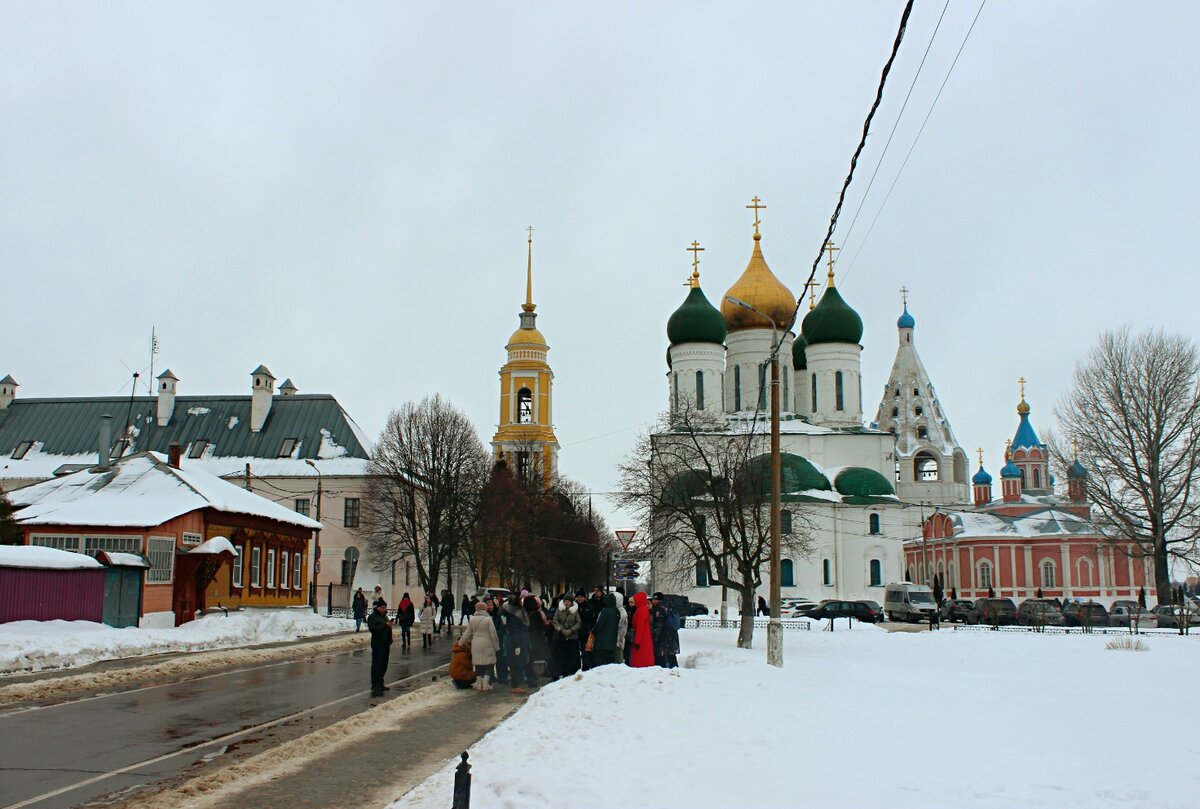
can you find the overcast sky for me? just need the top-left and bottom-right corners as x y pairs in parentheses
(3, 2), (1198, 529)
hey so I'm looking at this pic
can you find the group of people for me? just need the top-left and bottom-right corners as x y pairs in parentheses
(360, 585), (683, 696)
(353, 586), (467, 650)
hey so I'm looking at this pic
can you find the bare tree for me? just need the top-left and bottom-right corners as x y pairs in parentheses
(357, 395), (490, 594)
(616, 404), (814, 649)
(1055, 327), (1200, 605)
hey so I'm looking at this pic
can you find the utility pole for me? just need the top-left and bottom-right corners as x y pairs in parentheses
(306, 459), (323, 611)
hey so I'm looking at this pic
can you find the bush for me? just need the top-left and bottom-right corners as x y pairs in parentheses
(1105, 637), (1149, 652)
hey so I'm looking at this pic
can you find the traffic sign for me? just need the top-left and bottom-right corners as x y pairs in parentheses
(615, 529), (637, 550)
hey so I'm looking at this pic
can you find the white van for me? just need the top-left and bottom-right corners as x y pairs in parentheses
(883, 583), (937, 622)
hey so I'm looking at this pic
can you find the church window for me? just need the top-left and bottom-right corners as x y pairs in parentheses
(835, 371), (844, 411)
(916, 452), (939, 481)
(869, 513), (881, 535)
(672, 374), (679, 412)
(781, 509), (793, 535)
(695, 371), (704, 409)
(758, 363), (767, 410)
(913, 387), (919, 396)
(1019, 469), (1027, 489)
(1033, 467), (1041, 489)
(869, 559), (882, 586)
(811, 373), (818, 411)
(914, 405), (923, 416)
(822, 559), (833, 586)
(891, 407), (898, 418)
(734, 366), (742, 411)
(517, 388), (533, 423)
(516, 451), (530, 481)
(906, 333), (910, 343)
(696, 562), (709, 588)
(1076, 557), (1093, 587)
(894, 387), (900, 398)
(917, 426), (928, 439)
(1041, 560), (1056, 589)
(781, 559), (795, 587)
(978, 560), (993, 590)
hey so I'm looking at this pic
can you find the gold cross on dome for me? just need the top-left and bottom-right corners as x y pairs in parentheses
(900, 286), (909, 307)
(1018, 376), (1027, 399)
(686, 240), (704, 287)
(526, 225), (534, 243)
(977, 447), (984, 466)
(746, 196), (765, 236)
(824, 240), (840, 286)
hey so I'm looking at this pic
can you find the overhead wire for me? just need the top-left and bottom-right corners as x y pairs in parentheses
(842, 0), (988, 278)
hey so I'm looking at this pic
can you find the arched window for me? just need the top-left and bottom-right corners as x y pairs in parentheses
(1076, 557), (1093, 587)
(696, 562), (709, 587)
(916, 452), (939, 481)
(913, 387), (919, 396)
(811, 373), (818, 411)
(734, 366), (742, 411)
(869, 513), (881, 535)
(1041, 560), (1056, 589)
(978, 560), (993, 590)
(822, 558), (833, 586)
(516, 450), (531, 481)
(672, 374), (679, 413)
(835, 371), (845, 411)
(695, 370), (705, 409)
(517, 387), (533, 423)
(781, 509), (793, 535)
(869, 559), (882, 586)
(758, 363), (767, 409)
(781, 559), (795, 587)
(1033, 467), (1041, 489)
(914, 405), (923, 416)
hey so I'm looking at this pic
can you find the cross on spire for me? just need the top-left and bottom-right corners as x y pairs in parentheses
(686, 240), (704, 287)
(977, 447), (984, 467)
(523, 226), (535, 313)
(1018, 376), (1026, 399)
(823, 240), (840, 287)
(900, 285), (909, 307)
(746, 196), (765, 238)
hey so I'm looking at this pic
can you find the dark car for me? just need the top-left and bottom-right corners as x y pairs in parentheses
(1062, 601), (1109, 628)
(1016, 599), (1065, 627)
(968, 598), (1017, 625)
(856, 600), (885, 622)
(805, 600), (881, 623)
(661, 594), (709, 619)
(940, 599), (974, 623)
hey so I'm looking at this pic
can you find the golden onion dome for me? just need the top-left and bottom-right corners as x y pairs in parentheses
(721, 233), (796, 331)
(507, 326), (547, 347)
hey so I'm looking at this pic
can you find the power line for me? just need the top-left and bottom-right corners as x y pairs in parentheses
(790, 0), (916, 327)
(838, 0), (952, 252)
(843, 0), (988, 278)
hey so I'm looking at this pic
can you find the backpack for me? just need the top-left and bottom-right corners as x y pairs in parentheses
(666, 607), (680, 633)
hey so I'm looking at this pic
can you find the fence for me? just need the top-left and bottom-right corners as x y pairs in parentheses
(684, 616), (813, 631)
(950, 623), (1196, 637)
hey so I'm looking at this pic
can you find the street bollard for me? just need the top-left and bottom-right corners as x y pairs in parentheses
(451, 751), (472, 809)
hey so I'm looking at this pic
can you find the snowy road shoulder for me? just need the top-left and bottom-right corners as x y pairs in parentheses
(389, 625), (1200, 809)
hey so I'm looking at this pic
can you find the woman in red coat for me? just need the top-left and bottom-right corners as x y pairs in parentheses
(629, 592), (655, 667)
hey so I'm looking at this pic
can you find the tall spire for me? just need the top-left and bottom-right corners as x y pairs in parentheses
(523, 226), (536, 313)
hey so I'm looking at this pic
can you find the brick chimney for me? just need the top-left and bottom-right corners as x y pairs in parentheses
(156, 369), (178, 426)
(0, 375), (16, 409)
(250, 365), (276, 432)
(168, 442), (183, 469)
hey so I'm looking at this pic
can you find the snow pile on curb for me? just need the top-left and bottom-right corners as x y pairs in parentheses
(391, 626), (1200, 809)
(0, 610), (352, 674)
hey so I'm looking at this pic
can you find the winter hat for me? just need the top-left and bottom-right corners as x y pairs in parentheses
(520, 589), (531, 598)
(474, 602), (489, 614)
(375, 599), (388, 608)
(575, 588), (587, 597)
(653, 592), (665, 601)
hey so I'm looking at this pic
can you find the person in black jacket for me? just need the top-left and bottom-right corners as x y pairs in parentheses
(366, 600), (393, 695)
(575, 588), (598, 670)
(351, 588), (368, 632)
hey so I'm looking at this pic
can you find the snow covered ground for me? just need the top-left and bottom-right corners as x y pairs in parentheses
(0, 609), (352, 674)
(391, 623), (1200, 809)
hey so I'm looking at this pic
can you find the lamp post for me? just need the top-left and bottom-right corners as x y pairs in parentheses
(305, 458), (323, 611)
(726, 294), (785, 668)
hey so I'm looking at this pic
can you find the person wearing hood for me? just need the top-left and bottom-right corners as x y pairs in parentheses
(525, 595), (553, 681)
(623, 590), (639, 664)
(449, 641), (476, 689)
(351, 588), (368, 632)
(500, 594), (537, 693)
(552, 596), (582, 677)
(591, 592), (620, 666)
(613, 591), (629, 665)
(629, 592), (655, 668)
(460, 593), (472, 625)
(397, 593), (415, 651)
(460, 601), (499, 690)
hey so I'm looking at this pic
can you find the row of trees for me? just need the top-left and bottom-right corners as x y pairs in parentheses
(355, 395), (609, 597)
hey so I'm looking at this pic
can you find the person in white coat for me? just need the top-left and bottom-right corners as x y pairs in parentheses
(460, 601), (500, 689)
(418, 595), (438, 650)
(614, 591), (629, 665)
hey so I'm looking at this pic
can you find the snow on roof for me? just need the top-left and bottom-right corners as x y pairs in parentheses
(97, 551), (151, 568)
(9, 452), (324, 530)
(188, 536), (237, 555)
(0, 545), (104, 570)
(946, 508), (1095, 539)
(0, 446), (368, 482)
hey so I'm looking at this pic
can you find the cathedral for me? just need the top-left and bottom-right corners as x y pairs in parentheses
(656, 200), (968, 608)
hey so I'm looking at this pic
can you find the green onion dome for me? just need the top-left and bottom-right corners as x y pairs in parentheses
(801, 281), (864, 346)
(740, 452), (831, 497)
(667, 285), (727, 346)
(792, 333), (807, 370)
(834, 467), (896, 498)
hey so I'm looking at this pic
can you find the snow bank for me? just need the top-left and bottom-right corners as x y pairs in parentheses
(0, 609), (352, 674)
(391, 627), (1200, 809)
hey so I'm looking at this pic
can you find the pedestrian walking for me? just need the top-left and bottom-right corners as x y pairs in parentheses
(449, 641), (476, 690)
(397, 592), (415, 651)
(590, 593), (620, 666)
(757, 595), (769, 616)
(460, 594), (472, 625)
(371, 585), (384, 608)
(366, 599), (393, 695)
(929, 607), (941, 631)
(419, 595), (438, 649)
(439, 589), (454, 634)
(500, 593), (537, 693)
(650, 592), (680, 668)
(351, 587), (368, 632)
(461, 601), (500, 690)
(629, 592), (655, 668)
(552, 596), (581, 677)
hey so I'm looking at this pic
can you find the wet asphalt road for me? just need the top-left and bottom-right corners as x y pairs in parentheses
(0, 640), (452, 809)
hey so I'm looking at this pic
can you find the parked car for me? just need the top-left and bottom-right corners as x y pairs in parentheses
(968, 598), (1018, 626)
(1016, 599), (1065, 627)
(1061, 601), (1109, 628)
(782, 602), (819, 618)
(1109, 599), (1140, 615)
(856, 600), (885, 622)
(804, 600), (881, 623)
(660, 594), (709, 619)
(1109, 605), (1159, 629)
(940, 599), (974, 623)
(883, 583), (938, 622)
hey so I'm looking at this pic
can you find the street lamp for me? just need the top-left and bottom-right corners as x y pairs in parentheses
(305, 458), (323, 612)
(725, 294), (785, 668)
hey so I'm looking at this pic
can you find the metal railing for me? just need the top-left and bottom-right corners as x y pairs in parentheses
(684, 617), (812, 631)
(950, 623), (1196, 637)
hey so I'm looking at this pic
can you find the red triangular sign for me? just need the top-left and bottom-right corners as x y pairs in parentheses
(615, 529), (636, 551)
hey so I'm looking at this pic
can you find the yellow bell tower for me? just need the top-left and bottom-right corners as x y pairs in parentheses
(492, 227), (559, 489)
